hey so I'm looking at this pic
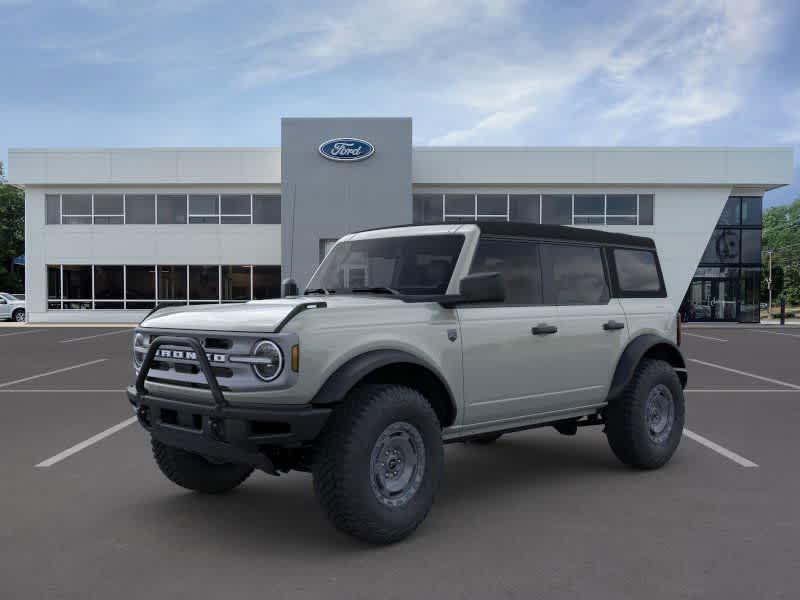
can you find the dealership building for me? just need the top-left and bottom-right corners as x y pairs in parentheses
(8, 117), (794, 323)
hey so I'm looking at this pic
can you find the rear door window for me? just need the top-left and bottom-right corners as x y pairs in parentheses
(612, 248), (664, 296)
(541, 243), (609, 305)
(469, 237), (542, 304)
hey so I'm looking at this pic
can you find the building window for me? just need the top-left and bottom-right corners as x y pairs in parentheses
(606, 195), (638, 225)
(638, 194), (654, 225)
(573, 195), (605, 225)
(62, 194), (92, 224)
(222, 266), (251, 301)
(189, 194), (219, 224)
(413, 194), (443, 224)
(253, 266), (281, 299)
(541, 195), (572, 224)
(476, 194), (507, 221)
(221, 194), (251, 224)
(94, 194), (124, 224)
(741, 196), (762, 226)
(125, 194), (156, 224)
(158, 265), (187, 304)
(509, 194), (540, 223)
(93, 266), (124, 309)
(157, 194), (187, 224)
(444, 194), (475, 222)
(253, 194), (281, 224)
(47, 264), (280, 309)
(46, 194), (61, 225)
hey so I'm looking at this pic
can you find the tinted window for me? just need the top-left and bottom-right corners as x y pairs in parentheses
(94, 194), (124, 224)
(158, 266), (187, 301)
(221, 194), (250, 224)
(469, 238), (541, 304)
(157, 194), (187, 224)
(222, 266), (251, 301)
(702, 229), (740, 263)
(412, 194), (442, 224)
(740, 229), (761, 263)
(308, 235), (464, 295)
(253, 266), (281, 299)
(573, 194), (604, 224)
(638, 194), (654, 225)
(125, 194), (155, 224)
(541, 244), (609, 305)
(46, 194), (60, 224)
(614, 249), (662, 293)
(541, 195), (571, 224)
(741, 197), (762, 226)
(47, 265), (61, 299)
(189, 265), (219, 300)
(253, 194), (281, 224)
(477, 194), (507, 217)
(189, 194), (219, 223)
(125, 266), (155, 299)
(93, 266), (123, 299)
(62, 194), (92, 224)
(509, 194), (540, 223)
(62, 265), (92, 299)
(717, 197), (740, 225)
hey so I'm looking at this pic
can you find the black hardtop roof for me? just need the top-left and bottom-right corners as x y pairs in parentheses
(475, 222), (656, 249)
(353, 222), (656, 250)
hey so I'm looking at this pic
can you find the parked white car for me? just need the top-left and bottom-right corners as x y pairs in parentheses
(0, 293), (26, 322)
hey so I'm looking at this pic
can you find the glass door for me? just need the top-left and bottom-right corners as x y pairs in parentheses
(686, 278), (738, 321)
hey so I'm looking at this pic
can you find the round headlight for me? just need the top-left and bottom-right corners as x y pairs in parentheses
(133, 333), (146, 368)
(252, 340), (283, 382)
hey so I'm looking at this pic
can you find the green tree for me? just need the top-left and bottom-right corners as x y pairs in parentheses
(0, 161), (25, 293)
(762, 197), (800, 306)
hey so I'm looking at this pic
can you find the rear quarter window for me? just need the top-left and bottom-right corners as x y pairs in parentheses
(612, 248), (665, 296)
(540, 243), (609, 305)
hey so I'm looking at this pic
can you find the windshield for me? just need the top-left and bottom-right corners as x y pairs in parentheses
(307, 234), (465, 296)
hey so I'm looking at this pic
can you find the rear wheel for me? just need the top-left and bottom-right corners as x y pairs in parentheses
(605, 359), (684, 469)
(12, 309), (25, 322)
(151, 438), (253, 493)
(313, 384), (443, 544)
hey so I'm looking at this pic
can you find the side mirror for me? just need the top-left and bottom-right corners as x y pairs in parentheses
(457, 272), (505, 304)
(281, 278), (299, 297)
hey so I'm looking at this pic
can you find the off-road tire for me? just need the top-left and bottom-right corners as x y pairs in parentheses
(466, 432), (503, 444)
(605, 359), (684, 469)
(151, 438), (253, 493)
(12, 309), (25, 322)
(313, 384), (444, 544)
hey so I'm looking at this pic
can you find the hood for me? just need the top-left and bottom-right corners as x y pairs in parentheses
(140, 295), (403, 333)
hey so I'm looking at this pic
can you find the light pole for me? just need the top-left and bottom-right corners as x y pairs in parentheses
(767, 250), (773, 319)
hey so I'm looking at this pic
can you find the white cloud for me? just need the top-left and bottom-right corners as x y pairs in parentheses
(429, 107), (536, 145)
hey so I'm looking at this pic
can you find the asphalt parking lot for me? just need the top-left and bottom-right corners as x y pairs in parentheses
(2, 325), (800, 599)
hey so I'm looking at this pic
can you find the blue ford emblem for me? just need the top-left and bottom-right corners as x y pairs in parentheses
(318, 138), (375, 162)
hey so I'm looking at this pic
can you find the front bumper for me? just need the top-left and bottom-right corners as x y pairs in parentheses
(129, 334), (331, 472)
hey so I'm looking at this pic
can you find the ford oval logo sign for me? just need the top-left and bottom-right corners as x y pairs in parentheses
(318, 138), (375, 162)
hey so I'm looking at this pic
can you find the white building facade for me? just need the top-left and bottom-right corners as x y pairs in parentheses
(8, 118), (793, 323)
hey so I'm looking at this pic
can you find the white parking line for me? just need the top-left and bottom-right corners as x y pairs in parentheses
(0, 329), (44, 338)
(60, 329), (133, 343)
(682, 332), (728, 342)
(688, 358), (800, 390)
(683, 428), (758, 468)
(747, 329), (800, 339)
(0, 359), (107, 388)
(35, 416), (138, 468)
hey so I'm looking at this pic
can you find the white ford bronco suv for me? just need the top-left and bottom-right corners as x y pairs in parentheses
(128, 223), (686, 544)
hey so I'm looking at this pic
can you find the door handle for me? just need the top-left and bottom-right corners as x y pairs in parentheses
(532, 323), (558, 335)
(603, 320), (625, 331)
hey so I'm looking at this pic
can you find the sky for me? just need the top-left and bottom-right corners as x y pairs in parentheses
(1, 0), (798, 207)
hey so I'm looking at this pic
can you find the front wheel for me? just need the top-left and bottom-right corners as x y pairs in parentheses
(12, 309), (25, 322)
(605, 359), (684, 469)
(313, 384), (443, 544)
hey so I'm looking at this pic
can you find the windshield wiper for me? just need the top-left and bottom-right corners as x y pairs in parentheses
(351, 287), (400, 296)
(304, 288), (335, 295)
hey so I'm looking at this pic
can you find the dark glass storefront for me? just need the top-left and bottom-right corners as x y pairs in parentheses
(683, 197), (762, 322)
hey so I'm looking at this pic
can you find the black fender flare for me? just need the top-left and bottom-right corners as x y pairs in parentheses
(607, 334), (687, 400)
(311, 349), (458, 425)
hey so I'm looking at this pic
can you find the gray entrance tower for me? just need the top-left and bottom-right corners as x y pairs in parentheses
(280, 117), (413, 288)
